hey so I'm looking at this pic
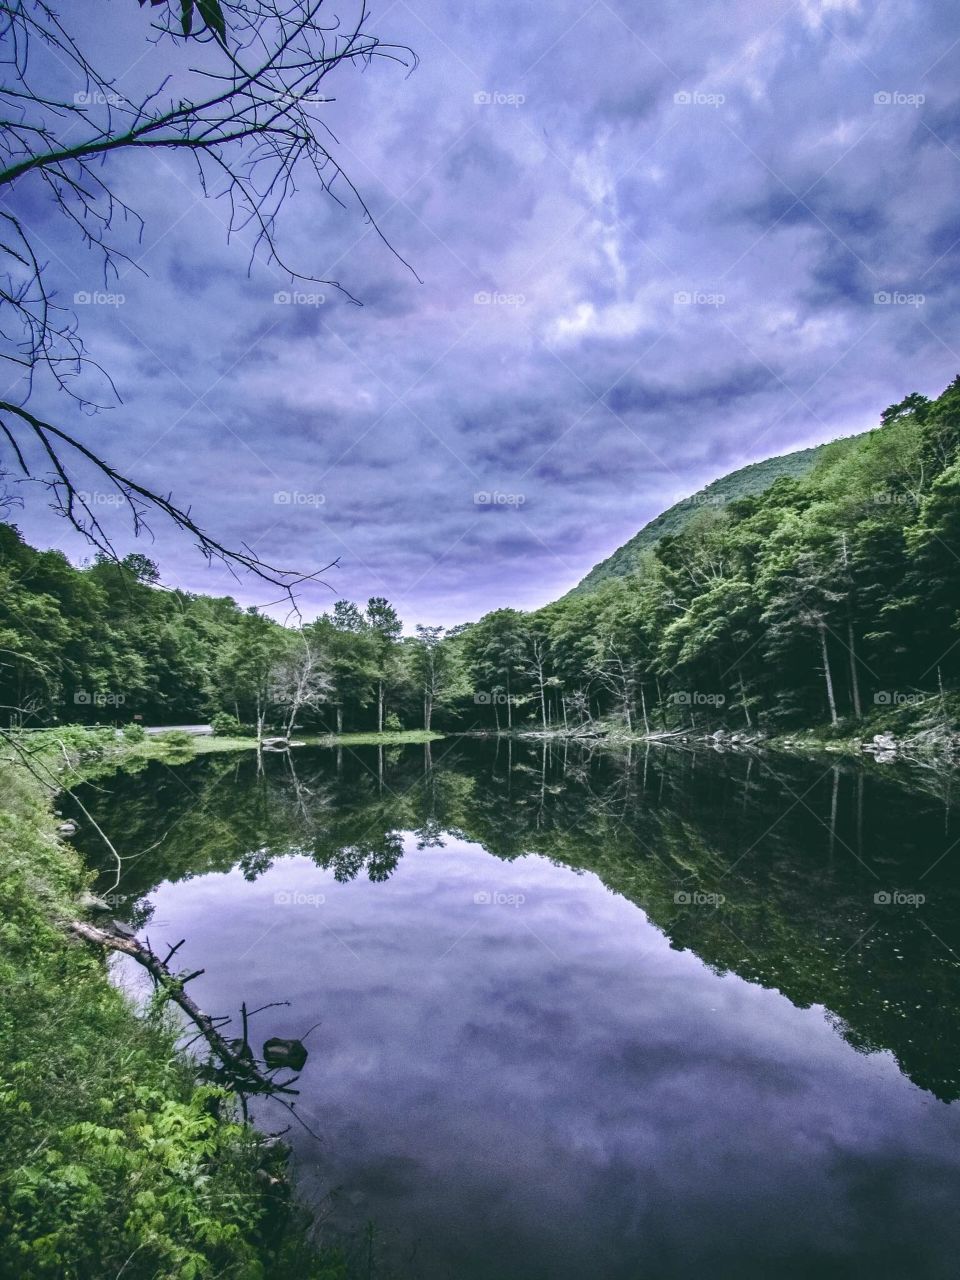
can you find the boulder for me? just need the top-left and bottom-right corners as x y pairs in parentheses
(58, 820), (78, 837)
(262, 1037), (308, 1071)
(78, 890), (111, 913)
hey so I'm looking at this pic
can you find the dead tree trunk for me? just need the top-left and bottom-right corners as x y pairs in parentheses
(847, 619), (862, 720)
(818, 622), (839, 727)
(69, 921), (299, 1094)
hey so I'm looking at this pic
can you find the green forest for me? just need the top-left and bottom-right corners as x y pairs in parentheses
(4, 378), (959, 745)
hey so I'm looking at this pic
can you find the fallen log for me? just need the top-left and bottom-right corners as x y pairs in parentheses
(69, 919), (299, 1095)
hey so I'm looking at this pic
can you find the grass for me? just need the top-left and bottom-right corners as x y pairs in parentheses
(0, 731), (348, 1279)
(8, 728), (446, 764)
(311, 730), (442, 747)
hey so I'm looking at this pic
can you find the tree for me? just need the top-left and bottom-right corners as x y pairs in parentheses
(410, 625), (448, 731)
(762, 549), (843, 727)
(462, 608), (526, 730)
(520, 621), (551, 732)
(215, 610), (285, 742)
(307, 608), (375, 733)
(0, 0), (414, 594)
(365, 597), (402, 732)
(269, 634), (332, 739)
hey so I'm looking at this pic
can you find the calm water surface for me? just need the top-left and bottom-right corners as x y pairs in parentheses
(68, 740), (960, 1279)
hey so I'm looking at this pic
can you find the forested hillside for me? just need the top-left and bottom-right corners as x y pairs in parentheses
(2, 380), (958, 741)
(567, 440), (840, 597)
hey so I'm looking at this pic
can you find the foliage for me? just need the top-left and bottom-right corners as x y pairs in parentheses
(155, 729), (197, 754)
(566, 440), (840, 596)
(211, 712), (245, 737)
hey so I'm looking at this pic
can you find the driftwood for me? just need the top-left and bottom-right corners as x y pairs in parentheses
(69, 920), (299, 1095)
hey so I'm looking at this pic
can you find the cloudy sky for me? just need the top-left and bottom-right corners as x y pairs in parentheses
(7, 0), (960, 626)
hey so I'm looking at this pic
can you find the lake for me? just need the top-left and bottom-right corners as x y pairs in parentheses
(67, 739), (960, 1279)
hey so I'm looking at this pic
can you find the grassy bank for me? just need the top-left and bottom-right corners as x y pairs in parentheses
(9, 726), (445, 764)
(0, 731), (345, 1279)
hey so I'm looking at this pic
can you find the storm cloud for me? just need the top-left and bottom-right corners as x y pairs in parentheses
(10, 0), (960, 626)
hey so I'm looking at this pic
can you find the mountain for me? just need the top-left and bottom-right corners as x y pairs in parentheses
(566, 441), (837, 597)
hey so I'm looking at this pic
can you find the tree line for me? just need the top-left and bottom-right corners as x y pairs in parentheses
(3, 376), (959, 737)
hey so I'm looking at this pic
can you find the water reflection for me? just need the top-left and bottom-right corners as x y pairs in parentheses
(68, 740), (960, 1279)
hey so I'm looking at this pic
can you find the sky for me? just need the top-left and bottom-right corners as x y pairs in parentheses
(6, 0), (960, 627)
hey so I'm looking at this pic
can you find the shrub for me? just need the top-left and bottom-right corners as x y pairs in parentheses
(122, 722), (146, 743)
(155, 729), (195, 753)
(210, 712), (244, 737)
(384, 712), (403, 732)
(43, 725), (118, 760)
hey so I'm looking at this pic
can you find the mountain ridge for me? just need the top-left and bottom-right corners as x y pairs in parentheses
(564, 439), (847, 598)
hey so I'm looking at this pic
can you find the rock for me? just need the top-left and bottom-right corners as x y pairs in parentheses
(108, 919), (136, 940)
(262, 1037), (308, 1071)
(78, 890), (111, 913)
(58, 820), (78, 836)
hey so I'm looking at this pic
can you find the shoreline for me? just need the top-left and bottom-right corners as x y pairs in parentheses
(0, 731), (344, 1277)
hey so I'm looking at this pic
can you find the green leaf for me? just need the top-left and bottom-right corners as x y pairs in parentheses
(197, 0), (226, 40)
(180, 0), (193, 37)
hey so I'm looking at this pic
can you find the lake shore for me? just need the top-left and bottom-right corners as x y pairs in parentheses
(455, 719), (960, 767)
(0, 731), (346, 1278)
